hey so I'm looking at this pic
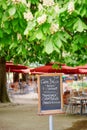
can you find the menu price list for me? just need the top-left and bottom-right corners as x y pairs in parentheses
(40, 76), (61, 111)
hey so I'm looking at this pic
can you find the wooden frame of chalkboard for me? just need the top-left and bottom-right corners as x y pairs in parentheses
(37, 73), (63, 115)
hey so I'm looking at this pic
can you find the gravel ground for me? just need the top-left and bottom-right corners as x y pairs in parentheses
(0, 94), (87, 130)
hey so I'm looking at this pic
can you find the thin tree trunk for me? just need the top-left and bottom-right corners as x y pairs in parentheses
(0, 57), (10, 103)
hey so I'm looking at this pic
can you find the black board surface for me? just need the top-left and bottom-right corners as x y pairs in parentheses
(39, 75), (61, 111)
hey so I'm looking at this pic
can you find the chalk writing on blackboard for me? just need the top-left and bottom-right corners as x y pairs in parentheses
(40, 75), (61, 111)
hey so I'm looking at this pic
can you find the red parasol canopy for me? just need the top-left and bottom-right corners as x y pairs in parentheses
(30, 63), (87, 74)
(77, 69), (87, 74)
(6, 62), (28, 69)
(30, 63), (77, 74)
(76, 64), (87, 69)
(6, 62), (30, 73)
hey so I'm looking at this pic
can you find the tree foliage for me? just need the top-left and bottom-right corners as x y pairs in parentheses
(0, 0), (87, 66)
(0, 0), (87, 102)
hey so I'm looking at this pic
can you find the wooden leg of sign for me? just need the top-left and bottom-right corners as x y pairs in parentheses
(49, 115), (53, 130)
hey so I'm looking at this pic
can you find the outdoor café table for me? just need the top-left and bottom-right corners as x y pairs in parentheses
(71, 96), (87, 115)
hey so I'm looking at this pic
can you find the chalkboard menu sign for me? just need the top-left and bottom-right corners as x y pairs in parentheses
(38, 74), (63, 115)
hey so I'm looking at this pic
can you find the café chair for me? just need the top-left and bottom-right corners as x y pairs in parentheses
(63, 91), (82, 114)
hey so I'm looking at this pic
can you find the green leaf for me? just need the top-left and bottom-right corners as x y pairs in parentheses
(53, 36), (62, 53)
(54, 39), (62, 48)
(24, 28), (29, 35)
(9, 42), (17, 49)
(29, 32), (36, 41)
(24, 21), (36, 35)
(72, 44), (78, 52)
(28, 21), (36, 31)
(12, 19), (18, 26)
(53, 32), (66, 50)
(17, 46), (22, 54)
(53, 44), (60, 53)
(8, 7), (16, 16)
(42, 23), (50, 34)
(36, 29), (45, 40)
(4, 28), (11, 34)
(47, 16), (53, 23)
(79, 5), (87, 17)
(73, 18), (87, 32)
(1, 0), (7, 10)
(44, 38), (54, 54)
(2, 12), (9, 21)
(29, 0), (39, 4)
(0, 29), (3, 38)
(52, 64), (58, 69)
(59, 32), (67, 43)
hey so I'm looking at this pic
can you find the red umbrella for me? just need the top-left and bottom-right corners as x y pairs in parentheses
(6, 62), (28, 70)
(30, 65), (62, 73)
(6, 62), (30, 73)
(77, 69), (87, 74)
(6, 68), (30, 73)
(53, 65), (77, 74)
(76, 64), (87, 69)
(73, 64), (87, 74)
(30, 63), (77, 74)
